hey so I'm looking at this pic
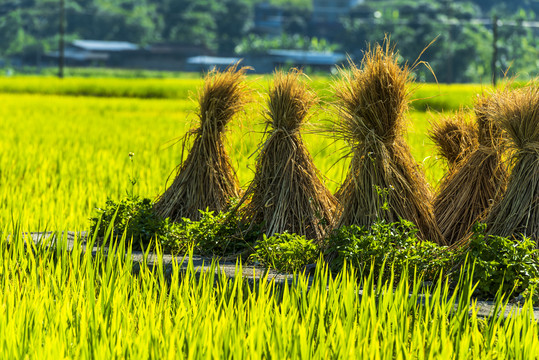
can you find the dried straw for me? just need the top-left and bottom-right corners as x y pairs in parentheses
(239, 69), (337, 242)
(428, 110), (478, 169)
(333, 40), (444, 245)
(154, 64), (248, 221)
(434, 94), (507, 246)
(486, 84), (539, 242)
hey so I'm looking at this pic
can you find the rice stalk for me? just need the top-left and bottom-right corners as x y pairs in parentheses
(154, 63), (249, 221)
(332, 39), (444, 245)
(486, 83), (539, 242)
(434, 94), (507, 246)
(428, 110), (478, 169)
(239, 69), (337, 242)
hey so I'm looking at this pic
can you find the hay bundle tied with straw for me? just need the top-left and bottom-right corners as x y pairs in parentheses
(333, 40), (444, 245)
(428, 110), (478, 169)
(486, 84), (539, 241)
(433, 95), (507, 246)
(239, 69), (337, 242)
(154, 64), (248, 222)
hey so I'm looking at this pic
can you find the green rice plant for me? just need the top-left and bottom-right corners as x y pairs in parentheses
(1, 228), (539, 358)
(411, 83), (493, 111)
(0, 78), (495, 230)
(0, 76), (202, 98)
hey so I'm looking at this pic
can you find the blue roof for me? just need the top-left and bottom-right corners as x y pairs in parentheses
(267, 49), (345, 65)
(72, 40), (139, 52)
(187, 56), (241, 65)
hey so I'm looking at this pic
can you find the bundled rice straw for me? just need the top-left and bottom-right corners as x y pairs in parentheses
(240, 69), (337, 242)
(428, 110), (478, 169)
(486, 84), (539, 242)
(434, 94), (507, 246)
(333, 40), (444, 245)
(154, 64), (248, 221)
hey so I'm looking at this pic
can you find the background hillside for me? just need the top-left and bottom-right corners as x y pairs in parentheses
(0, 0), (537, 82)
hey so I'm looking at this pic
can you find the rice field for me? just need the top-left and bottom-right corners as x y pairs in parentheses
(3, 76), (537, 358)
(1, 231), (538, 358)
(0, 77), (484, 230)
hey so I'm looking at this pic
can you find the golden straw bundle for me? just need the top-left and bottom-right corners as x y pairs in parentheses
(429, 110), (478, 169)
(486, 84), (539, 242)
(434, 94), (507, 246)
(240, 69), (337, 242)
(333, 40), (444, 245)
(154, 64), (248, 221)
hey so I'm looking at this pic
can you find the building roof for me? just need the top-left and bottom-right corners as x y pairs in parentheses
(71, 40), (139, 52)
(267, 49), (346, 65)
(46, 49), (109, 61)
(186, 56), (241, 66)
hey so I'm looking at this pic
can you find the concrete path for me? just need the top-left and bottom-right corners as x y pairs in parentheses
(20, 231), (539, 321)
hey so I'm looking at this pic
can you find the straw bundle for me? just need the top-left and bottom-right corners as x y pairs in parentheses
(154, 64), (248, 221)
(333, 41), (444, 245)
(433, 94), (507, 246)
(428, 111), (478, 169)
(240, 69), (337, 242)
(486, 84), (539, 241)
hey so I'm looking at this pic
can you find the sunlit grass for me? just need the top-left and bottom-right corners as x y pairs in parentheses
(0, 92), (452, 230)
(0, 230), (537, 358)
(1, 75), (537, 358)
(0, 77), (492, 230)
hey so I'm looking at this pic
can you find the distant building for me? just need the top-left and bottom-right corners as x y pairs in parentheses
(312, 0), (365, 24)
(253, 3), (285, 36)
(311, 0), (364, 41)
(47, 40), (140, 66)
(185, 56), (242, 72)
(46, 40), (212, 70)
(247, 49), (346, 73)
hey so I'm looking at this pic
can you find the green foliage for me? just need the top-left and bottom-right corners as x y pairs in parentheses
(90, 196), (260, 256)
(89, 196), (180, 250)
(250, 232), (319, 273)
(325, 220), (457, 282)
(459, 223), (539, 299)
(161, 207), (261, 257)
(3, 230), (539, 357)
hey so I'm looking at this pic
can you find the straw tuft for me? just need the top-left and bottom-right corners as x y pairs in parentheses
(333, 40), (444, 245)
(154, 63), (249, 221)
(486, 83), (539, 241)
(428, 110), (478, 168)
(434, 94), (507, 246)
(239, 69), (337, 242)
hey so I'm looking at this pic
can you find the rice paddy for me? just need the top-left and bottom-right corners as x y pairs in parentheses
(0, 78), (468, 231)
(2, 74), (538, 357)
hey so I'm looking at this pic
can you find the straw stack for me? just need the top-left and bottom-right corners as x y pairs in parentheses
(240, 69), (337, 242)
(486, 84), (539, 242)
(333, 41), (444, 245)
(154, 64), (248, 221)
(429, 110), (478, 169)
(433, 94), (507, 246)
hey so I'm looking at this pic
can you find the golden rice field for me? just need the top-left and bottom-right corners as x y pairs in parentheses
(0, 77), (490, 230)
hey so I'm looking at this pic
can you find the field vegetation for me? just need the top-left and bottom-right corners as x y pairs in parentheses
(1, 74), (539, 357)
(1, 231), (538, 358)
(0, 77), (491, 230)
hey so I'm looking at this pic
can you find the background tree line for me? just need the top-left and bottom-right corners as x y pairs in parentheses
(0, 0), (536, 82)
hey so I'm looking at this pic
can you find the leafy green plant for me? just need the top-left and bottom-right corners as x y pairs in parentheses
(90, 196), (260, 256)
(162, 208), (261, 257)
(89, 196), (181, 250)
(250, 232), (319, 273)
(325, 219), (457, 282)
(459, 223), (539, 299)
